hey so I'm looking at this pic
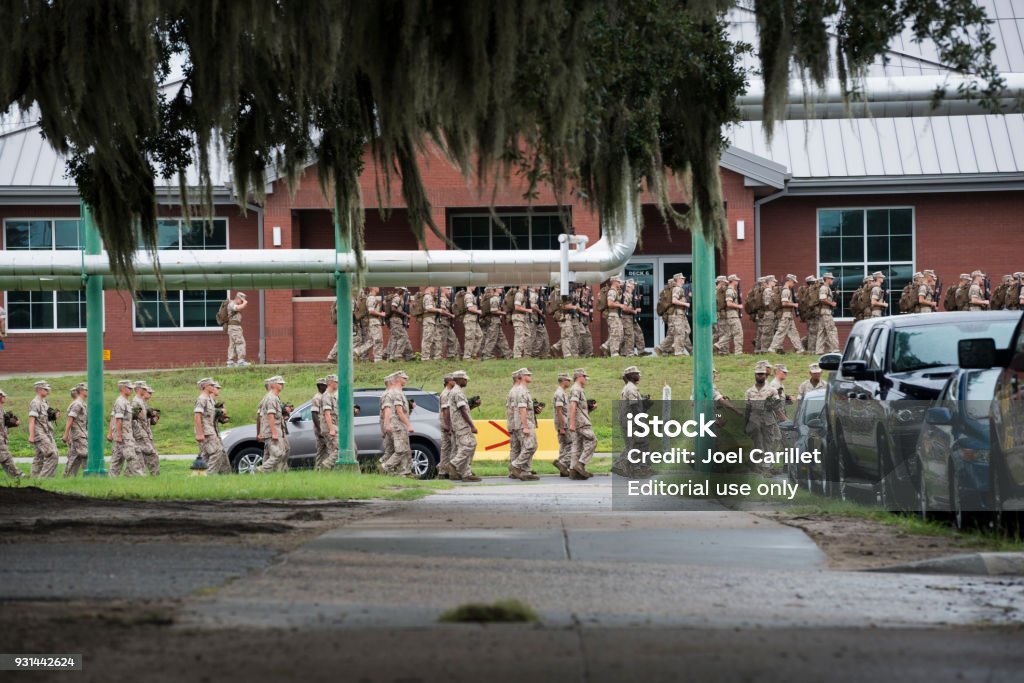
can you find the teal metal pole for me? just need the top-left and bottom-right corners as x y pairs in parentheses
(334, 206), (358, 468)
(691, 205), (716, 472)
(82, 201), (106, 476)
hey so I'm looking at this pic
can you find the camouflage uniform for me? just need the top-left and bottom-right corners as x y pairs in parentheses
(804, 279), (820, 355)
(195, 392), (230, 474)
(758, 284), (778, 353)
(529, 289), (550, 358)
(226, 300), (246, 364)
(0, 401), (23, 479)
(310, 389), (328, 469)
(715, 283), (743, 355)
(916, 283), (935, 314)
(558, 302), (579, 358)
(797, 378), (824, 400)
(447, 383), (478, 478)
(615, 378), (649, 475)
(386, 293), (415, 361)
(437, 290), (461, 359)
(657, 283), (691, 356)
(744, 383), (780, 454)
(63, 396), (89, 477)
(618, 288), (636, 356)
(568, 381), (596, 468)
(816, 282), (840, 353)
(870, 284), (885, 317)
(319, 389), (339, 470)
(109, 394), (144, 477)
(553, 384), (571, 473)
(462, 291), (483, 360)
(768, 285), (804, 353)
(28, 395), (59, 478)
(421, 291), (439, 361)
(132, 393), (160, 476)
(381, 387), (412, 476)
(511, 290), (531, 358)
(510, 382), (538, 474)
(604, 287), (623, 357)
(968, 282), (986, 312)
(482, 292), (512, 360)
(505, 382), (522, 473)
(257, 391), (289, 473)
(358, 294), (385, 361)
(438, 384), (453, 475)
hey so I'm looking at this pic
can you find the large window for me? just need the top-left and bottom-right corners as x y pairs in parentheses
(134, 218), (228, 330)
(450, 213), (567, 250)
(818, 208), (914, 318)
(3, 219), (88, 331)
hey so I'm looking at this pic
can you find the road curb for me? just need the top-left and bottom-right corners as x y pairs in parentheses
(866, 552), (1024, 576)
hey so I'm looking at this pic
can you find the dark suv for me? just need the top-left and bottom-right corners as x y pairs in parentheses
(819, 311), (1021, 509)
(958, 311), (1024, 532)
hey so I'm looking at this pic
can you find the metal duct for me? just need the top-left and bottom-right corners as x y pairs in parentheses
(737, 73), (1024, 121)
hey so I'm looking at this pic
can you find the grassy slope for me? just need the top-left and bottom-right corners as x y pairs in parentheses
(0, 354), (804, 457)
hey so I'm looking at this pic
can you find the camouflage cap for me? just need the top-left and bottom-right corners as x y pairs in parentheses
(871, 271), (885, 279)
(1014, 272), (1024, 279)
(325, 374), (339, 383)
(442, 373), (453, 382)
(960, 273), (971, 281)
(912, 271), (923, 280)
(922, 269), (936, 278)
(971, 269), (986, 278)
(809, 363), (822, 373)
(821, 272), (834, 279)
(117, 379), (133, 388)
(610, 276), (623, 283)
(863, 275), (873, 283)
(557, 372), (572, 382)
(74, 382), (88, 392)
(757, 276), (766, 283)
(672, 273), (685, 280)
(235, 291), (247, 300)
(264, 375), (286, 386)
(774, 363), (789, 373)
(712, 368), (720, 375)
(211, 380), (222, 389)
(623, 365), (641, 377)
(396, 371), (409, 380)
(754, 364), (768, 374)
(786, 274), (798, 282)
(715, 275), (728, 283)
(573, 368), (589, 378)
(728, 274), (740, 282)
(765, 274), (777, 282)
(451, 370), (469, 380)
(69, 386), (79, 397)
(197, 377), (215, 388)
(1002, 274), (1013, 283)
(143, 385), (154, 393)
(133, 380), (146, 389)
(316, 377), (327, 385)
(33, 381), (51, 391)
(0, 389), (6, 398)
(805, 275), (816, 283)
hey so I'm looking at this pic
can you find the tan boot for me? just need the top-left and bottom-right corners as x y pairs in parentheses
(552, 460), (570, 477)
(508, 466), (522, 480)
(462, 474), (482, 482)
(572, 463), (593, 479)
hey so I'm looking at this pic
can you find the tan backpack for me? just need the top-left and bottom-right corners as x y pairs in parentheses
(452, 290), (468, 316)
(409, 291), (426, 319)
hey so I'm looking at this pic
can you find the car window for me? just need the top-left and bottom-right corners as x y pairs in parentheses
(354, 396), (380, 417)
(964, 370), (998, 420)
(842, 334), (864, 363)
(295, 404), (312, 421)
(407, 392), (439, 413)
(891, 320), (1018, 373)
(802, 397), (825, 422)
(865, 329), (885, 370)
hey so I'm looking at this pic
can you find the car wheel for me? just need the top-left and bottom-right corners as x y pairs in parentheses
(409, 442), (438, 480)
(234, 446), (264, 474)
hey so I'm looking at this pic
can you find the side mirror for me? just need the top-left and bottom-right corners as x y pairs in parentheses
(290, 414), (303, 423)
(818, 353), (842, 371)
(805, 418), (824, 430)
(840, 360), (876, 381)
(958, 338), (996, 370)
(779, 420), (796, 431)
(925, 407), (952, 426)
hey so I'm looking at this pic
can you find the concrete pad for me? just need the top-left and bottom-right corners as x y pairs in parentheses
(305, 528), (568, 561)
(0, 543), (276, 600)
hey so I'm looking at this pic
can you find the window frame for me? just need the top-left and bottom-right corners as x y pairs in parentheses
(815, 206), (916, 321)
(131, 217), (231, 333)
(2, 218), (92, 333)
(448, 211), (569, 251)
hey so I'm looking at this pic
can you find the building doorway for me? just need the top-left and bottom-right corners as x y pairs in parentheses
(626, 256), (693, 349)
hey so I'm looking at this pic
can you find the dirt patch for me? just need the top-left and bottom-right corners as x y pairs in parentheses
(0, 486), (382, 551)
(762, 511), (985, 571)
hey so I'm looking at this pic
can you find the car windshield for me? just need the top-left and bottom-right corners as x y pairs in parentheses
(890, 320), (1018, 373)
(964, 371), (999, 420)
(802, 396), (825, 421)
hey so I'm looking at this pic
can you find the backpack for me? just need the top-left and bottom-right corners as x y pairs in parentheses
(544, 293), (561, 316)
(716, 285), (727, 313)
(898, 283), (917, 313)
(1006, 283), (1022, 310)
(850, 288), (866, 321)
(215, 299), (230, 327)
(954, 284), (971, 311)
(943, 284), (959, 312)
(452, 290), (467, 316)
(743, 285), (762, 316)
(502, 289), (516, 315)
(409, 291), (425, 318)
(594, 285), (610, 319)
(353, 292), (368, 321)
(480, 293), (492, 316)
(991, 284), (1008, 310)
(656, 287), (673, 316)
(798, 283), (819, 320)
(769, 286), (783, 314)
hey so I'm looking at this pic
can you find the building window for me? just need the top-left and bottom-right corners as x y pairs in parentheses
(134, 218), (229, 330)
(817, 208), (914, 318)
(3, 220), (89, 331)
(450, 213), (567, 250)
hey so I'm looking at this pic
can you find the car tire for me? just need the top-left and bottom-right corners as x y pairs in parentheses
(409, 441), (439, 480)
(233, 446), (264, 474)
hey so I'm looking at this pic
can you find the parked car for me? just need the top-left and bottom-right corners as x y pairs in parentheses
(958, 311), (1024, 534)
(916, 368), (1002, 529)
(219, 387), (444, 478)
(779, 387), (828, 495)
(818, 311), (1020, 510)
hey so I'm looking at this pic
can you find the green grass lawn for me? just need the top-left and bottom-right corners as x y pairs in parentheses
(0, 353), (807, 456)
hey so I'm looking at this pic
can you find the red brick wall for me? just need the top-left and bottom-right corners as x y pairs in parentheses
(759, 190), (1024, 347)
(1, 205), (259, 372)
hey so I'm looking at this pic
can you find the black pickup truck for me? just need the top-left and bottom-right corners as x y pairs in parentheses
(958, 311), (1024, 532)
(819, 311), (1020, 510)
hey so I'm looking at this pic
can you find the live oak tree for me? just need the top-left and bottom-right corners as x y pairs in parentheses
(0, 0), (1004, 281)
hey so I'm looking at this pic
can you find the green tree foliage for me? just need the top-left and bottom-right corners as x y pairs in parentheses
(0, 1), (1004, 281)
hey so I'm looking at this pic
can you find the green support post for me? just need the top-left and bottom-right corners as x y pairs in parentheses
(82, 201), (106, 476)
(334, 207), (358, 469)
(691, 205), (716, 472)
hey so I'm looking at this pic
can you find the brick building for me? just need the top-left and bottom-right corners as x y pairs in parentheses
(1, 1), (1022, 372)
